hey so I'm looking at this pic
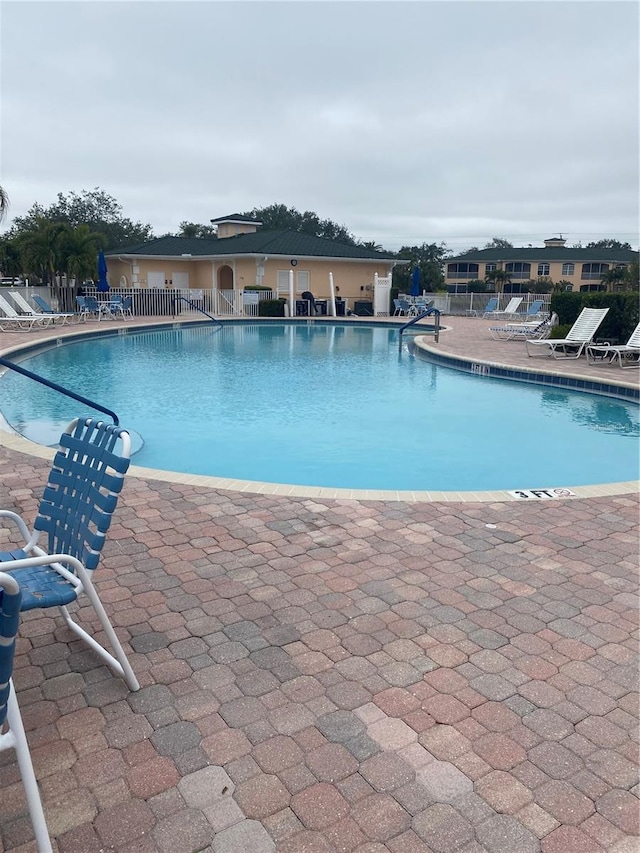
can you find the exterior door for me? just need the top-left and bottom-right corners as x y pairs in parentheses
(172, 271), (189, 291)
(147, 271), (165, 288)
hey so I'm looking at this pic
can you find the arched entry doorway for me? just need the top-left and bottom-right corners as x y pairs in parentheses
(218, 265), (233, 290)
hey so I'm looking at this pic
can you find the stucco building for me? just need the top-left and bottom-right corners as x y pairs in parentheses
(444, 237), (638, 292)
(105, 215), (403, 309)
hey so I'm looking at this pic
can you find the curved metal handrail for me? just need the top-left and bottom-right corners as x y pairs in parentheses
(173, 296), (222, 326)
(0, 356), (120, 425)
(398, 306), (441, 350)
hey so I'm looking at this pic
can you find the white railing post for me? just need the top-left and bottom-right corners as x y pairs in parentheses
(329, 272), (336, 317)
(289, 270), (295, 318)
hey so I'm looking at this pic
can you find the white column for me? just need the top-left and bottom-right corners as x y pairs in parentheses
(289, 269), (295, 318)
(329, 272), (336, 317)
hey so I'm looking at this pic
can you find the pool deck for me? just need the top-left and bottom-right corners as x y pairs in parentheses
(0, 315), (638, 852)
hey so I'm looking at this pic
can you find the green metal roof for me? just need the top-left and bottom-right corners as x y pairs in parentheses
(448, 247), (639, 264)
(107, 230), (398, 261)
(210, 213), (261, 224)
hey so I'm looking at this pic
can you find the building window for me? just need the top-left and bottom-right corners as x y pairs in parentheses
(296, 271), (310, 293)
(485, 263), (496, 273)
(537, 263), (550, 277)
(505, 262), (531, 280)
(581, 263), (609, 280)
(447, 263), (479, 279)
(562, 263), (575, 276)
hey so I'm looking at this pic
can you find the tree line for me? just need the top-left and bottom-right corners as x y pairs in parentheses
(0, 188), (635, 292)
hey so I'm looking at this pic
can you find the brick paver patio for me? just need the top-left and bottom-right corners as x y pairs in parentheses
(0, 315), (638, 852)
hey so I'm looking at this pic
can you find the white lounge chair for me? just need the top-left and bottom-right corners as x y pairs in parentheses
(586, 321), (640, 369)
(8, 291), (74, 326)
(490, 313), (558, 341)
(526, 307), (610, 359)
(0, 294), (52, 330)
(490, 296), (524, 320)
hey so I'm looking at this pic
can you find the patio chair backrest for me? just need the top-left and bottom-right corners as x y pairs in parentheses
(34, 418), (131, 572)
(503, 297), (523, 314)
(565, 307), (610, 342)
(526, 300), (544, 316)
(0, 293), (20, 318)
(8, 291), (35, 315)
(483, 297), (499, 313)
(84, 295), (100, 312)
(0, 573), (21, 730)
(626, 321), (640, 348)
(32, 294), (56, 314)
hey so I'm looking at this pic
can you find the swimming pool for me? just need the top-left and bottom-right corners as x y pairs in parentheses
(1, 323), (638, 491)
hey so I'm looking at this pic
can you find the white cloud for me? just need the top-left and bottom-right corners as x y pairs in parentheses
(1, 0), (637, 250)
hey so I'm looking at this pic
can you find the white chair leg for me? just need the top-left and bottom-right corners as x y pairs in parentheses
(7, 684), (53, 853)
(60, 584), (140, 691)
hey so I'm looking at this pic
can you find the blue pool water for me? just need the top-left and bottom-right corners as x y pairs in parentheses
(1, 323), (638, 491)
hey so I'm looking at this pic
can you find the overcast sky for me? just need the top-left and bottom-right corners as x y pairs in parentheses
(1, 0), (638, 252)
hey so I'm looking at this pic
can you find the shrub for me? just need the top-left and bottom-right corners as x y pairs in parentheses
(467, 280), (489, 293)
(550, 292), (639, 344)
(258, 298), (286, 317)
(549, 324), (572, 339)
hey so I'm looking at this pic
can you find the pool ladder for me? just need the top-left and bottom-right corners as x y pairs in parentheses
(398, 307), (441, 352)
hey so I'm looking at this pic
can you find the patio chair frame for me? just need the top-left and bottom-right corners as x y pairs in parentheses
(586, 320), (640, 369)
(0, 418), (139, 691)
(0, 572), (53, 852)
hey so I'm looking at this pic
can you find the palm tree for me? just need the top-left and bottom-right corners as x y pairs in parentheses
(0, 185), (9, 223)
(600, 266), (630, 292)
(484, 269), (511, 292)
(18, 218), (68, 287)
(63, 224), (103, 286)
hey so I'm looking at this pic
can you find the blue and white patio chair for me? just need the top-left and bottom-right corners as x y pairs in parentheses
(519, 299), (545, 321)
(32, 294), (78, 325)
(101, 294), (133, 320)
(489, 313), (558, 341)
(479, 297), (499, 318)
(0, 418), (139, 691)
(0, 572), (53, 852)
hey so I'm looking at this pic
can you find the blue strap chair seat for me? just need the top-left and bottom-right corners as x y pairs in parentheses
(0, 418), (139, 691)
(0, 556), (79, 609)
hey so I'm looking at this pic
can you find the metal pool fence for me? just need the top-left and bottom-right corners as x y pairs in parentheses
(4, 286), (552, 320)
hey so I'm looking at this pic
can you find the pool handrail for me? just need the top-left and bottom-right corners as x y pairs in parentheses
(173, 296), (222, 327)
(398, 306), (441, 350)
(0, 356), (120, 426)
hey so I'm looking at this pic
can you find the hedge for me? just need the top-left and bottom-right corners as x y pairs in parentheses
(258, 298), (286, 317)
(550, 292), (639, 344)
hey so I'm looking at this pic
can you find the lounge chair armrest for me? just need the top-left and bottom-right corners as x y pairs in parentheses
(0, 510), (37, 548)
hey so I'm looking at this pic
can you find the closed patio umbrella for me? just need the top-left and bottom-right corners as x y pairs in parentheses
(410, 266), (421, 297)
(97, 251), (110, 292)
